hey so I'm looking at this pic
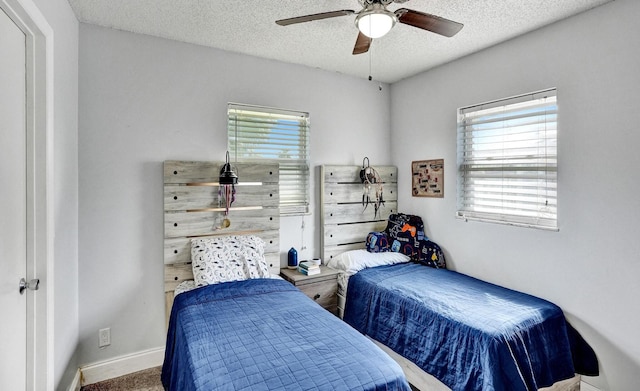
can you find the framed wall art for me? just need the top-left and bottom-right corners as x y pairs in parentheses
(412, 159), (444, 197)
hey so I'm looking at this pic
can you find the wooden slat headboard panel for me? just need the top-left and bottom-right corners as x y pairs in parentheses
(163, 160), (280, 325)
(320, 165), (398, 263)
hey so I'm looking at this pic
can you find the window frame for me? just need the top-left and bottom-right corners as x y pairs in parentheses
(227, 103), (310, 216)
(456, 88), (558, 231)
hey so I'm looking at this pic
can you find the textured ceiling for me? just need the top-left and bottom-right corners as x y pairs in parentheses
(67, 0), (612, 83)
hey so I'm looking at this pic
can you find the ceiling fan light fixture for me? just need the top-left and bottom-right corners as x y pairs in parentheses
(356, 7), (397, 39)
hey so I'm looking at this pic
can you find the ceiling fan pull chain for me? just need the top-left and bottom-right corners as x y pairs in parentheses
(368, 46), (372, 81)
(368, 48), (382, 90)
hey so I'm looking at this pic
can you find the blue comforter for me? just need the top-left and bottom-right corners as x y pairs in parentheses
(162, 278), (411, 391)
(344, 263), (597, 391)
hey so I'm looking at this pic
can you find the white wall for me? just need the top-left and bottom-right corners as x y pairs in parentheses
(391, 0), (639, 390)
(77, 23), (391, 365)
(26, 0), (80, 389)
(75, 1), (640, 388)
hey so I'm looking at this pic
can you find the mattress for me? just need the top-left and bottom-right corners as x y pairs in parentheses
(343, 263), (598, 391)
(162, 278), (411, 391)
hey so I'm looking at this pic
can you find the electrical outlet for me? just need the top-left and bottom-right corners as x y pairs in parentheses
(99, 328), (111, 348)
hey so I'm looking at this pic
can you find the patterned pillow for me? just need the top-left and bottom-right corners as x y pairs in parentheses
(236, 235), (269, 279)
(417, 240), (447, 269)
(366, 232), (390, 253)
(383, 213), (447, 269)
(191, 235), (269, 287)
(174, 280), (196, 296)
(384, 213), (426, 260)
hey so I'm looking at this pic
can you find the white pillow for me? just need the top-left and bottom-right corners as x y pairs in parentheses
(326, 249), (409, 275)
(191, 235), (269, 287)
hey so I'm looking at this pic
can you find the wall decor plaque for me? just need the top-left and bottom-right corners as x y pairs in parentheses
(412, 159), (444, 197)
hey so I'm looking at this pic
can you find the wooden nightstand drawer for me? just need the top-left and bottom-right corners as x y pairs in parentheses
(297, 279), (337, 312)
(280, 266), (340, 315)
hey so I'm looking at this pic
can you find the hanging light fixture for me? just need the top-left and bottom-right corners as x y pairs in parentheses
(355, 3), (397, 39)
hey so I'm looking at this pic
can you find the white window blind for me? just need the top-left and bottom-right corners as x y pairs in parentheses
(228, 103), (310, 216)
(456, 89), (558, 230)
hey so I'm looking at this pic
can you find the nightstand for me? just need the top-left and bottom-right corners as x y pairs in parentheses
(280, 266), (340, 315)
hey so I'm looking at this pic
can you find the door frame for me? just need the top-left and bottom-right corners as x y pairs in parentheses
(0, 0), (53, 389)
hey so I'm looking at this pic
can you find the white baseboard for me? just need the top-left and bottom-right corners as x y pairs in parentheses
(80, 347), (165, 386)
(66, 369), (81, 391)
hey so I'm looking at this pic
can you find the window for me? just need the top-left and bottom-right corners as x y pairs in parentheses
(228, 103), (310, 216)
(456, 89), (557, 230)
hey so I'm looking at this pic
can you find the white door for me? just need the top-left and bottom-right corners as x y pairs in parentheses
(0, 6), (28, 390)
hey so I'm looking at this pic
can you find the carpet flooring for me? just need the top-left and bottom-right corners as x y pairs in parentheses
(80, 366), (162, 391)
(80, 366), (421, 391)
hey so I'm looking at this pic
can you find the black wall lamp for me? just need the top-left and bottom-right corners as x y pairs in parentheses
(219, 151), (238, 185)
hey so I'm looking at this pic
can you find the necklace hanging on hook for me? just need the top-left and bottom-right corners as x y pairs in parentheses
(218, 151), (238, 229)
(359, 157), (385, 218)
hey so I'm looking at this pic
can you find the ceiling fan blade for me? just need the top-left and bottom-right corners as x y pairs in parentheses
(276, 10), (355, 26)
(395, 8), (463, 37)
(353, 32), (372, 55)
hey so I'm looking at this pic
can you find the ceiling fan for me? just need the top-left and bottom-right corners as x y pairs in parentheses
(275, 0), (463, 55)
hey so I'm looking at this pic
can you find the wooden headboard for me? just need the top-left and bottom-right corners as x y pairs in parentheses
(163, 160), (280, 325)
(320, 165), (398, 263)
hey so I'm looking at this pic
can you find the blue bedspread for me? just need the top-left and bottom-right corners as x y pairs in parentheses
(344, 263), (597, 391)
(162, 278), (411, 391)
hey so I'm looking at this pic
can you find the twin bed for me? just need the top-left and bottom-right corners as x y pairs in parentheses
(163, 277), (410, 390)
(320, 165), (598, 390)
(161, 161), (409, 391)
(333, 257), (597, 390)
(162, 161), (597, 391)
